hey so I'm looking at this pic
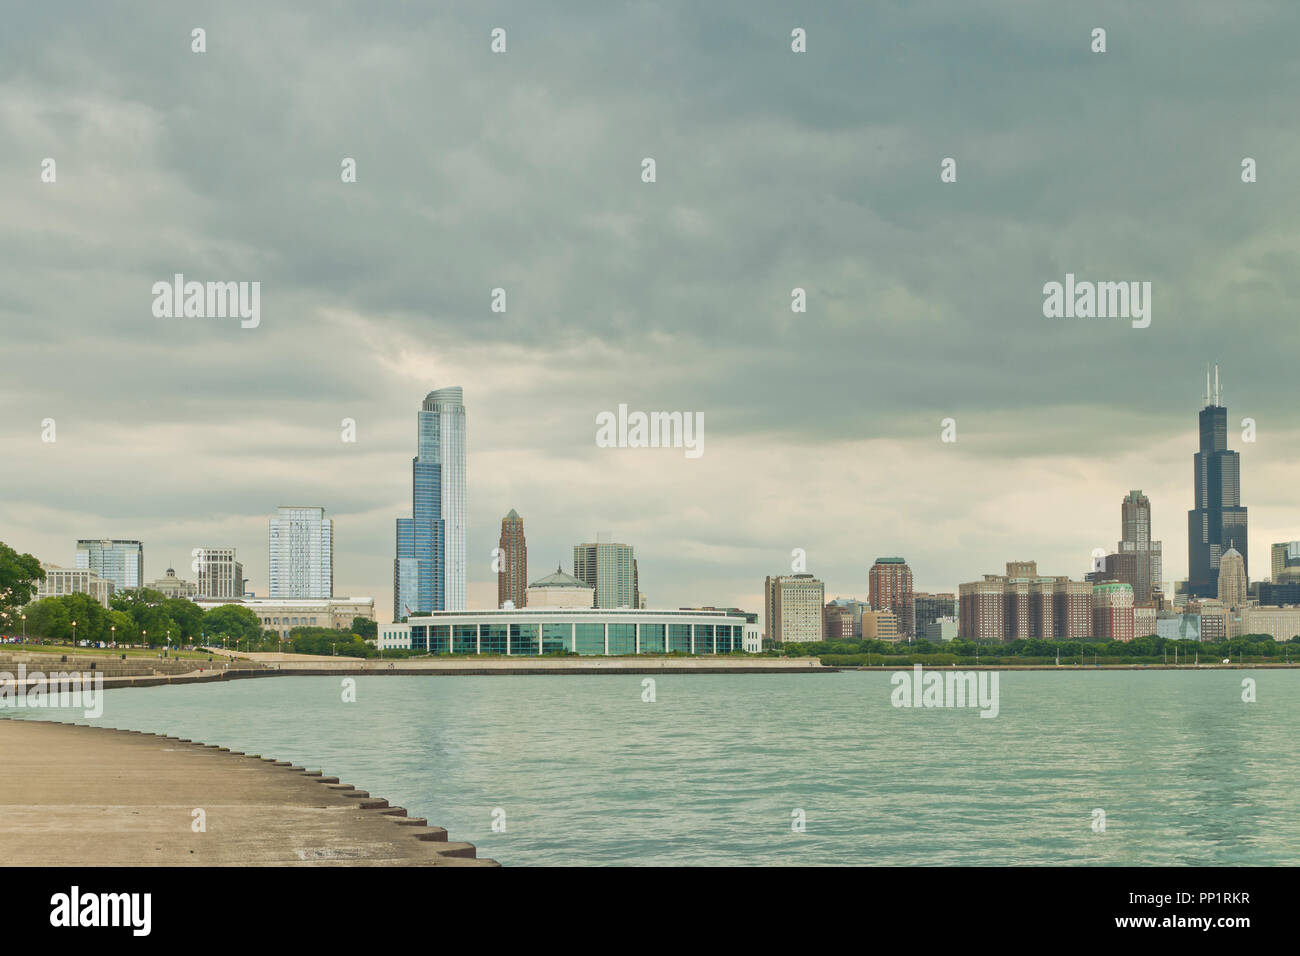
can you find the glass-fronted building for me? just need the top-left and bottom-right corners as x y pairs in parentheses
(75, 539), (144, 592)
(394, 387), (466, 618)
(381, 608), (750, 656)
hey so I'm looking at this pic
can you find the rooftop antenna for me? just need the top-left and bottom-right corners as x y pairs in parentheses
(1214, 363), (1222, 407)
(1204, 363), (1211, 407)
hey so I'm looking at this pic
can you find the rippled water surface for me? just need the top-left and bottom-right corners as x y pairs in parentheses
(10, 670), (1300, 865)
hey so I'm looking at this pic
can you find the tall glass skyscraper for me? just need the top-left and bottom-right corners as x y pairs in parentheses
(1187, 365), (1248, 597)
(395, 387), (466, 619)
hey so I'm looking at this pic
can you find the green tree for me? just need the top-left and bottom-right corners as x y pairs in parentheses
(23, 597), (70, 641)
(351, 616), (378, 640)
(0, 541), (45, 631)
(162, 597), (204, 641)
(202, 604), (263, 646)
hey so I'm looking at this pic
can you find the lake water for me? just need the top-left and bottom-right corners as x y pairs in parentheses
(8, 670), (1299, 865)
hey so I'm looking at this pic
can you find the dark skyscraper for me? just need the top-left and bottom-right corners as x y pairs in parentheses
(1187, 365), (1248, 597)
(497, 509), (527, 609)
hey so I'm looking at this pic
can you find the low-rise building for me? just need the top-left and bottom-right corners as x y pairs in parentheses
(1155, 612), (1201, 642)
(35, 562), (115, 609)
(145, 568), (198, 599)
(924, 616), (959, 642)
(862, 609), (900, 641)
(1196, 600), (1228, 641)
(1234, 605), (1300, 642)
(394, 607), (750, 655)
(195, 596), (374, 638)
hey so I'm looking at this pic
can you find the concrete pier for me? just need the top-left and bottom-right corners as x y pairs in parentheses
(0, 719), (495, 866)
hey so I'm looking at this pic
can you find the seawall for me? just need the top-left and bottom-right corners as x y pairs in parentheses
(0, 718), (495, 866)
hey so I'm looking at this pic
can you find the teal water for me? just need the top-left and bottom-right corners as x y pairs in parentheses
(7, 671), (1299, 865)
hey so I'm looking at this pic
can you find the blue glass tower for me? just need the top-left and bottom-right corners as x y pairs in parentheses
(394, 387), (466, 619)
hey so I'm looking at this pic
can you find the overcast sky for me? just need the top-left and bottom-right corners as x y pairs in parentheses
(3, 1), (1299, 622)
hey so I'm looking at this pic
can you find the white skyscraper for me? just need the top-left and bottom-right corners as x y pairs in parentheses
(269, 506), (333, 599)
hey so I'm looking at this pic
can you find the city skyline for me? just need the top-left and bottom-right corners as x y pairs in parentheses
(17, 367), (1290, 625)
(5, 4), (1300, 623)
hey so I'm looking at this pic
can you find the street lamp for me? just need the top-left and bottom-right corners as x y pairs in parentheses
(71, 620), (77, 646)
(21, 614), (25, 640)
(110, 625), (115, 646)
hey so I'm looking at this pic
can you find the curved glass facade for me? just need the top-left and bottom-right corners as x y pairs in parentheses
(396, 609), (751, 657)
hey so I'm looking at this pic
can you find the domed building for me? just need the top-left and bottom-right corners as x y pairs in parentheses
(525, 565), (595, 609)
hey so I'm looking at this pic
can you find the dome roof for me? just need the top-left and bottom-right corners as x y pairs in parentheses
(529, 565), (588, 589)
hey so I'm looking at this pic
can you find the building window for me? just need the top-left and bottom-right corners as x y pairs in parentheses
(640, 624), (665, 653)
(453, 625), (477, 654)
(575, 623), (605, 655)
(694, 624), (714, 654)
(510, 623), (539, 656)
(430, 625), (451, 654)
(481, 623), (507, 655)
(669, 624), (691, 653)
(607, 623), (635, 655)
(542, 623), (571, 654)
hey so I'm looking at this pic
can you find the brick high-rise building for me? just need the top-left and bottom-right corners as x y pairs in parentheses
(497, 509), (527, 609)
(1092, 582), (1136, 641)
(959, 562), (1092, 641)
(869, 557), (914, 639)
(824, 601), (857, 640)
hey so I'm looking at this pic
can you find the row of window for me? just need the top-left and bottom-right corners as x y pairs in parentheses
(405, 622), (744, 655)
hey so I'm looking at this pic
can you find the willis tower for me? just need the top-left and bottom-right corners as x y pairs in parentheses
(1187, 364), (1248, 597)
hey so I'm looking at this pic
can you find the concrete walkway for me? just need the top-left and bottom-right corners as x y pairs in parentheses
(0, 719), (495, 866)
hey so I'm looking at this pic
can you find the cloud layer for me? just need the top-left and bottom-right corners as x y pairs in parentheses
(3, 2), (1298, 620)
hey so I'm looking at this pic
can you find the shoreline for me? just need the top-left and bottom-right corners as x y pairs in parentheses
(1, 655), (1295, 695)
(0, 718), (495, 866)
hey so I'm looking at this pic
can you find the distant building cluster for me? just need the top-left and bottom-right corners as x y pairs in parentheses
(32, 505), (373, 636)
(758, 368), (1300, 646)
